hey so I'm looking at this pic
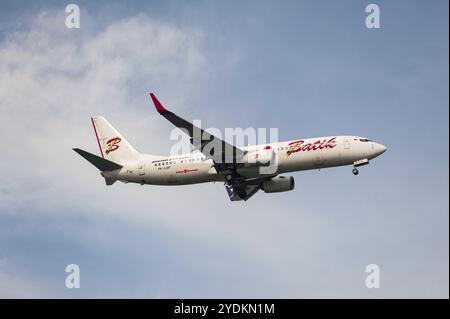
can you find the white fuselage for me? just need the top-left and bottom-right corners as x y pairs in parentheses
(103, 135), (386, 186)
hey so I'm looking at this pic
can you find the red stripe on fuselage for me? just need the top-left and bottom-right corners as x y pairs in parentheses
(91, 117), (104, 158)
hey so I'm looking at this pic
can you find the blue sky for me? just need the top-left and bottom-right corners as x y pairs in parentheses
(0, 0), (448, 298)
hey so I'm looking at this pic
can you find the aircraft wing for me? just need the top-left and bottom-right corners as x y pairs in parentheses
(149, 93), (246, 166)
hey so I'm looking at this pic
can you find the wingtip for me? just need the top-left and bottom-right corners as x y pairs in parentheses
(149, 93), (167, 114)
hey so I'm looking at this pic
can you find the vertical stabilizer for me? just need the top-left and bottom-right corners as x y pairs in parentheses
(91, 116), (139, 163)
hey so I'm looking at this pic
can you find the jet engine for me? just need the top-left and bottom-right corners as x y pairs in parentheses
(262, 176), (295, 193)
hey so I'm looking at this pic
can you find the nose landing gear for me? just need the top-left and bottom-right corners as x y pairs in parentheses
(352, 158), (369, 176)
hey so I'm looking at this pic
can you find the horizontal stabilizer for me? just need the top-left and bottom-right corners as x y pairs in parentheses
(73, 148), (123, 171)
(104, 177), (117, 185)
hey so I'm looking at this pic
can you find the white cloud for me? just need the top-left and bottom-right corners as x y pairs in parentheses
(0, 9), (289, 262)
(0, 10), (208, 213)
(0, 8), (298, 254)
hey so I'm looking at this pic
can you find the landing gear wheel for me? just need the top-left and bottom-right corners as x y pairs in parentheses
(352, 168), (359, 175)
(238, 189), (247, 199)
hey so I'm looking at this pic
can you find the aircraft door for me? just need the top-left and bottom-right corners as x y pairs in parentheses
(344, 137), (351, 149)
(138, 162), (145, 176)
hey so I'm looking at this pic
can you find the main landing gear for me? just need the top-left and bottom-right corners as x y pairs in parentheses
(352, 168), (359, 175)
(225, 173), (247, 199)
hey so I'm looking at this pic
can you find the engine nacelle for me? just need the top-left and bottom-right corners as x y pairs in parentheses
(262, 176), (295, 193)
(242, 149), (275, 167)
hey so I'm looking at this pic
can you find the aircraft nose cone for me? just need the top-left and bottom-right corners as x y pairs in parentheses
(374, 143), (387, 156)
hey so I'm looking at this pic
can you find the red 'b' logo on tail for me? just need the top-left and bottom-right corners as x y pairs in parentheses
(105, 137), (121, 154)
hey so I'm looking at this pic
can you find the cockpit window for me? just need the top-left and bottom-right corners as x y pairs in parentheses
(359, 138), (372, 142)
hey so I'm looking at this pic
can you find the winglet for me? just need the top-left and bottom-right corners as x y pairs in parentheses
(149, 93), (167, 114)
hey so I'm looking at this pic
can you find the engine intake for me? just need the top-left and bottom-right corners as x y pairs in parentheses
(262, 176), (295, 193)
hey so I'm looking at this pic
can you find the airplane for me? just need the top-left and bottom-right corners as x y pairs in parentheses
(73, 93), (387, 201)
